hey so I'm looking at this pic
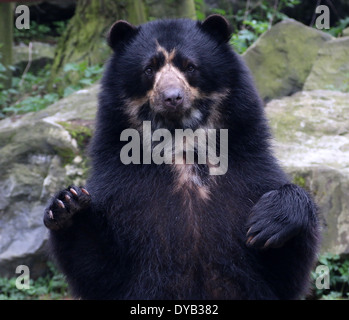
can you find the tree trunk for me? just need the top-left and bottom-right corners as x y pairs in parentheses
(127, 0), (148, 24)
(48, 0), (147, 89)
(0, 3), (14, 89)
(176, 0), (196, 19)
(48, 0), (197, 89)
(146, 0), (196, 20)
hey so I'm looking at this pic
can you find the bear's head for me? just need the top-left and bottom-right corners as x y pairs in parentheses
(102, 15), (249, 132)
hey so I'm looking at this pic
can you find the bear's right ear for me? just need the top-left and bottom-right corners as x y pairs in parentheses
(107, 20), (138, 51)
(200, 14), (232, 43)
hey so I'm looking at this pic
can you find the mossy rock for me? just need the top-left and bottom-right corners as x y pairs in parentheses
(342, 27), (349, 37)
(243, 19), (332, 102)
(303, 37), (349, 92)
(0, 84), (98, 277)
(58, 120), (93, 151)
(266, 90), (349, 255)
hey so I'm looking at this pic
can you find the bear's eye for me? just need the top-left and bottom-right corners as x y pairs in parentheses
(186, 64), (196, 73)
(144, 67), (154, 77)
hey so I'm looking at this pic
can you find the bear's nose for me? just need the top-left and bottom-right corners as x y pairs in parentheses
(163, 88), (184, 109)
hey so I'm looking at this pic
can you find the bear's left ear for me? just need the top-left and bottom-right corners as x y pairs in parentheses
(107, 20), (138, 51)
(200, 14), (232, 43)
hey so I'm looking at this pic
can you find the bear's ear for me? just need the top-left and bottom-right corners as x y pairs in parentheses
(107, 20), (138, 51)
(200, 14), (232, 43)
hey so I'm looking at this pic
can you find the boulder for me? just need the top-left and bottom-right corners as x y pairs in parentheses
(266, 90), (349, 255)
(0, 84), (98, 278)
(243, 19), (333, 102)
(303, 37), (349, 92)
(343, 27), (349, 37)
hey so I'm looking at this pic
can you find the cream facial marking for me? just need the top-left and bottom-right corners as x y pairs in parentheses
(122, 43), (230, 137)
(147, 45), (200, 115)
(124, 96), (148, 130)
(155, 42), (176, 63)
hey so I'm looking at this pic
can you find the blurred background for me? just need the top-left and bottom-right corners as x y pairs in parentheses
(0, 0), (348, 300)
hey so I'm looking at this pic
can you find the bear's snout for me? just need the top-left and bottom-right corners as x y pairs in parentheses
(162, 87), (184, 110)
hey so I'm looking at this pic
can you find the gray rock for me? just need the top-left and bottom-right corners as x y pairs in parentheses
(0, 85), (98, 278)
(342, 27), (349, 37)
(243, 19), (333, 102)
(266, 90), (349, 255)
(303, 37), (349, 92)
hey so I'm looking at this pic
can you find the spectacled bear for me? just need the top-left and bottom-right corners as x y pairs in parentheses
(43, 15), (320, 300)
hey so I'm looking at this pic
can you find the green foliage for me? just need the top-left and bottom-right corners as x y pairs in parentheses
(210, 7), (227, 16)
(2, 93), (59, 115)
(58, 121), (93, 150)
(14, 21), (50, 44)
(14, 20), (68, 44)
(227, 0), (300, 54)
(311, 253), (349, 300)
(53, 21), (69, 36)
(293, 175), (306, 189)
(231, 20), (269, 54)
(0, 261), (69, 300)
(0, 60), (103, 118)
(195, 0), (205, 20)
(0, 66), (59, 117)
(55, 61), (103, 98)
(0, 50), (7, 92)
(326, 17), (349, 37)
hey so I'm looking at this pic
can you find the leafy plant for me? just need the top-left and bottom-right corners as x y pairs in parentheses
(14, 20), (68, 44)
(1, 61), (103, 118)
(311, 253), (349, 300)
(52, 61), (103, 98)
(226, 0), (301, 53)
(53, 21), (69, 37)
(326, 17), (349, 37)
(0, 261), (69, 300)
(14, 21), (51, 44)
(3, 93), (59, 115)
(195, 0), (205, 20)
(1, 65), (59, 116)
(231, 20), (269, 54)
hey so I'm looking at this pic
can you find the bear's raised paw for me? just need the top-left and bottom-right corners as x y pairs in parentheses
(43, 186), (91, 231)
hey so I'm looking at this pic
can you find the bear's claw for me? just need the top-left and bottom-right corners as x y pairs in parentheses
(43, 186), (91, 231)
(70, 187), (78, 196)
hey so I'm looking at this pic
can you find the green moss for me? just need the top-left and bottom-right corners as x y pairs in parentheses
(293, 175), (307, 189)
(269, 111), (299, 142)
(54, 146), (76, 166)
(54, 121), (92, 168)
(64, 157), (90, 187)
(58, 121), (93, 151)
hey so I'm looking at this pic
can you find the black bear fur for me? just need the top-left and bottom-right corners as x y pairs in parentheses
(43, 15), (320, 300)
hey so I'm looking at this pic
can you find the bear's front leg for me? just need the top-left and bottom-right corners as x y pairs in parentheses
(43, 186), (122, 299)
(43, 186), (91, 230)
(244, 183), (320, 299)
(245, 183), (318, 249)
